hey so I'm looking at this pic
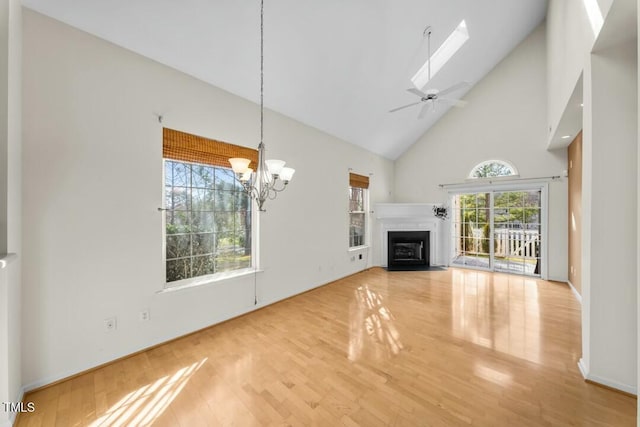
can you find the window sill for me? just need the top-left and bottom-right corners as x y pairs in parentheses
(157, 268), (261, 294)
(348, 245), (369, 252)
(0, 253), (18, 269)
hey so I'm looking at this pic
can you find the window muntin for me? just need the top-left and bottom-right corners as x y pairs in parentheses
(468, 160), (518, 179)
(164, 160), (251, 284)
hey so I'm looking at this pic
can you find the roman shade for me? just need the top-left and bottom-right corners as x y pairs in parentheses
(349, 172), (369, 189)
(163, 127), (258, 170)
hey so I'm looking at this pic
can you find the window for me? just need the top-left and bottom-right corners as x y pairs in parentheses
(349, 173), (369, 248)
(468, 160), (518, 179)
(163, 128), (257, 285)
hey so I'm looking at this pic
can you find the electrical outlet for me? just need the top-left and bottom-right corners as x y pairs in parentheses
(350, 256), (356, 262)
(139, 310), (150, 322)
(359, 254), (363, 260)
(104, 317), (117, 332)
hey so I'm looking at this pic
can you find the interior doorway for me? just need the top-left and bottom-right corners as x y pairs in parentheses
(450, 187), (545, 277)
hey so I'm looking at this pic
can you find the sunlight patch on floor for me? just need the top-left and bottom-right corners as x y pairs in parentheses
(349, 284), (403, 361)
(90, 358), (207, 426)
(451, 270), (541, 364)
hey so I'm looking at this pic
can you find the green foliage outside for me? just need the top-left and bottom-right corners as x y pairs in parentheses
(470, 161), (514, 178)
(457, 190), (541, 255)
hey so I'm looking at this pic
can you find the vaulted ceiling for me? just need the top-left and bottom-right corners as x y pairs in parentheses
(22, 0), (548, 159)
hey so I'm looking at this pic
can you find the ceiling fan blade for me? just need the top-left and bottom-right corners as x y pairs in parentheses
(407, 88), (427, 98)
(389, 101), (421, 113)
(417, 102), (430, 119)
(437, 81), (470, 97)
(439, 97), (468, 107)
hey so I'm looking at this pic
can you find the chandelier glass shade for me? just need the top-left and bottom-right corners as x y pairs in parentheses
(229, 144), (294, 212)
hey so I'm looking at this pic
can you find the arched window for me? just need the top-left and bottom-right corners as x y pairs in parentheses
(468, 160), (518, 179)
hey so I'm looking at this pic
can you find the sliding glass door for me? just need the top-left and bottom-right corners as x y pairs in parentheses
(451, 187), (544, 277)
(452, 192), (492, 270)
(493, 190), (541, 275)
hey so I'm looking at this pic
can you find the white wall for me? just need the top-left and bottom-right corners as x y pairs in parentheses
(581, 38), (638, 394)
(394, 24), (569, 281)
(21, 9), (394, 389)
(0, 0), (21, 425)
(547, 0), (613, 141)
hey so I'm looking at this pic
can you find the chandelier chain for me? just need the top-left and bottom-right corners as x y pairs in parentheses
(260, 0), (264, 146)
(427, 27), (431, 82)
(228, 0), (294, 212)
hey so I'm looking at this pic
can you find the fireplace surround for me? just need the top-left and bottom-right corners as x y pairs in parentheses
(374, 203), (447, 268)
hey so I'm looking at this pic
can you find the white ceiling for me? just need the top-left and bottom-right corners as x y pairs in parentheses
(22, 0), (548, 160)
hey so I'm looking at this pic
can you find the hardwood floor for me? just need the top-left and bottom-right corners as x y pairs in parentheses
(17, 268), (636, 426)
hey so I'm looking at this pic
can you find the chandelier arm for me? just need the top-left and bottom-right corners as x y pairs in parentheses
(270, 181), (288, 193)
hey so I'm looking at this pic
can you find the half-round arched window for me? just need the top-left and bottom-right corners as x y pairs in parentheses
(468, 160), (519, 179)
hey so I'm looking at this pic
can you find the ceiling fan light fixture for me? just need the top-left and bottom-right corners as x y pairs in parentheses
(411, 19), (470, 90)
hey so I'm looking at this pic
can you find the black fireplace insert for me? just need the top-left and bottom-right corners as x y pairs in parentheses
(387, 230), (430, 271)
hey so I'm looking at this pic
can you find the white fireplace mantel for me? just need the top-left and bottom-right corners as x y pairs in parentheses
(374, 203), (448, 267)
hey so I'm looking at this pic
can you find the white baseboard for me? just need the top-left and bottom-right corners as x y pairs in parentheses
(577, 358), (637, 395)
(578, 358), (588, 379)
(23, 370), (77, 393)
(567, 280), (582, 304)
(588, 373), (637, 395)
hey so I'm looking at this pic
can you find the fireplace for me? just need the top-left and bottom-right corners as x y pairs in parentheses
(387, 230), (430, 270)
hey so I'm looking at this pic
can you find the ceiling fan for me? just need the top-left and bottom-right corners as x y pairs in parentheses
(390, 25), (469, 118)
(390, 83), (469, 118)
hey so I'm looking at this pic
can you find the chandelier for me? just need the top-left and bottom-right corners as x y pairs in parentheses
(229, 0), (294, 212)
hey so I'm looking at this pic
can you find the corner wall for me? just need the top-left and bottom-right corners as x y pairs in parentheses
(0, 0), (21, 425)
(21, 9), (394, 389)
(394, 24), (569, 281)
(581, 37), (638, 394)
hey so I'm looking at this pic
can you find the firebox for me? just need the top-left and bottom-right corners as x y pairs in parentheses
(387, 230), (430, 270)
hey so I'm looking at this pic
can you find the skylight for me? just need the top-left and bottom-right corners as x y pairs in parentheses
(582, 0), (603, 37)
(411, 20), (470, 90)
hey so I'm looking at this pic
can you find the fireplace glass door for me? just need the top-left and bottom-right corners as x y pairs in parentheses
(387, 231), (429, 270)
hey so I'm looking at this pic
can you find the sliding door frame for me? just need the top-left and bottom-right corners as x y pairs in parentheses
(447, 181), (549, 280)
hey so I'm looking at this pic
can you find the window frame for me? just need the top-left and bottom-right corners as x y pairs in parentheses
(162, 158), (257, 289)
(348, 173), (370, 249)
(158, 128), (259, 293)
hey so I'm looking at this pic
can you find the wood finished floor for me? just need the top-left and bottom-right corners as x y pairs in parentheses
(17, 267), (636, 426)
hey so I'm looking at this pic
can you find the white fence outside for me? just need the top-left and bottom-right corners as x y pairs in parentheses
(494, 228), (539, 258)
(467, 228), (539, 258)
